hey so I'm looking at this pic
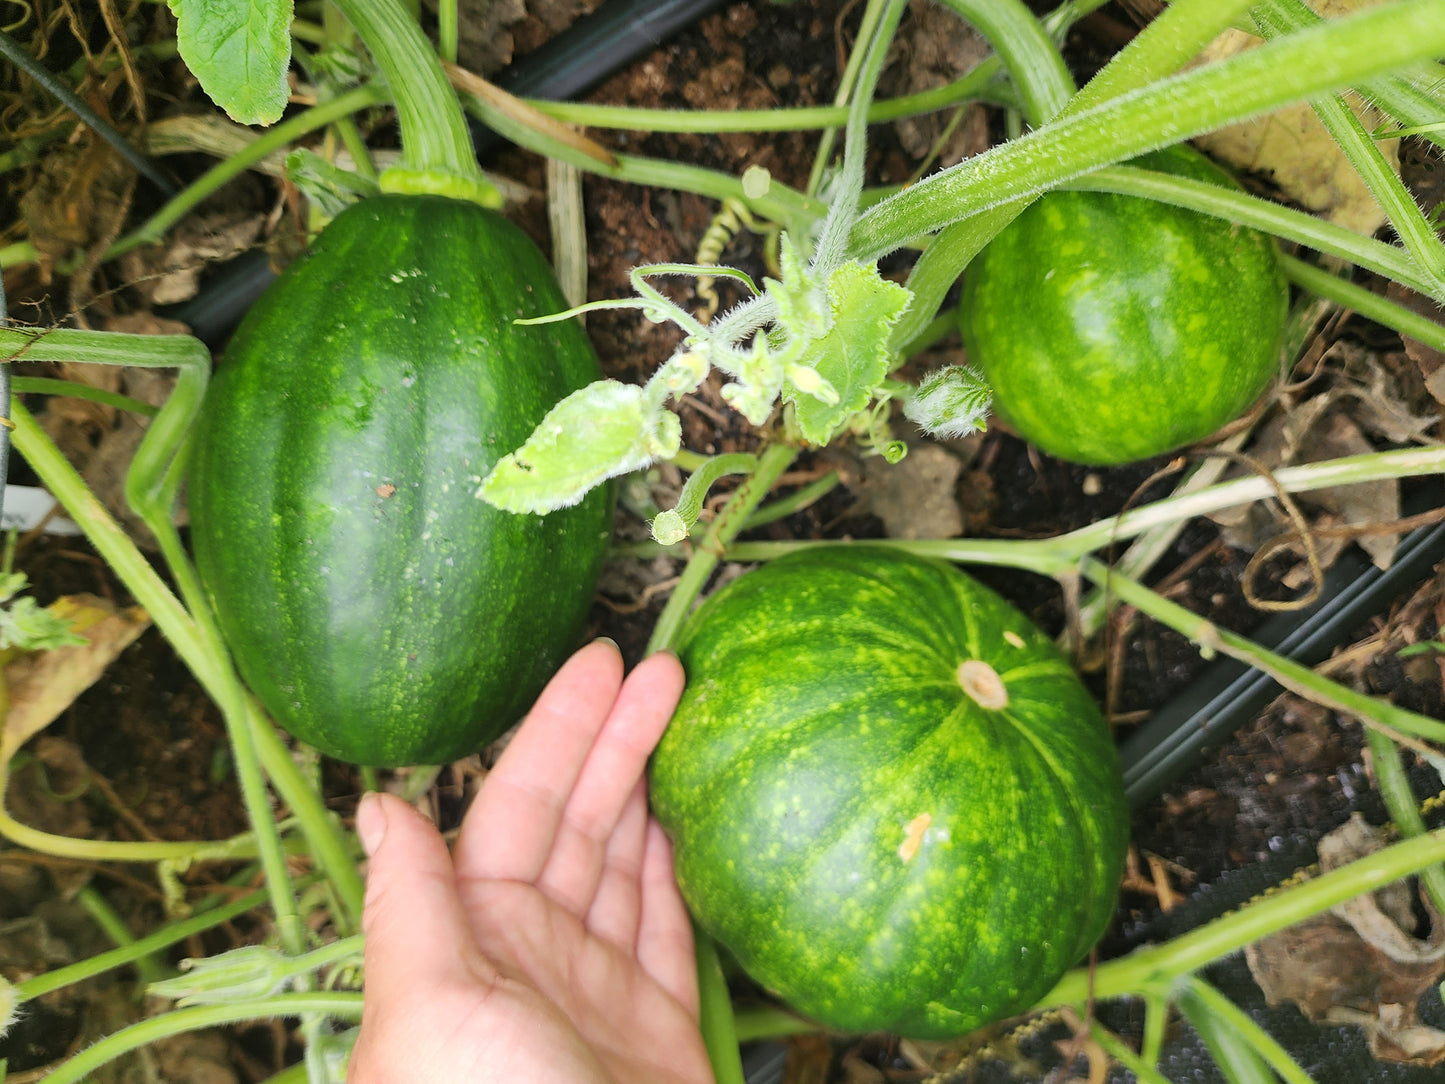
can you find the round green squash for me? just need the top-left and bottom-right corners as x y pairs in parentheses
(649, 546), (1129, 1038)
(960, 144), (1289, 466)
(190, 195), (612, 767)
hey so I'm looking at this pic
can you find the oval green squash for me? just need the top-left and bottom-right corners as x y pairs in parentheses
(649, 546), (1129, 1038)
(190, 195), (611, 767)
(960, 144), (1289, 466)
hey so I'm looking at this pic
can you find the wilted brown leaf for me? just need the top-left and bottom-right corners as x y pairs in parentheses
(1192, 0), (1400, 235)
(1246, 815), (1445, 1067)
(0, 595), (151, 763)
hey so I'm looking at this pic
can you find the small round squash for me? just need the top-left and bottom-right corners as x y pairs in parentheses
(960, 144), (1289, 466)
(649, 546), (1129, 1038)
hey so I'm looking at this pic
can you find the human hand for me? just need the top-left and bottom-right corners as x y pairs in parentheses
(348, 640), (714, 1083)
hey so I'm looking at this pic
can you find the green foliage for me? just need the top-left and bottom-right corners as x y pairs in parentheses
(0, 573), (85, 652)
(168, 0), (292, 125)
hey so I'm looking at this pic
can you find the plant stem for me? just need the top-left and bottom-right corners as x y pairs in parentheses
(646, 441), (799, 655)
(731, 1004), (818, 1043)
(848, 1), (1445, 261)
(1181, 977), (1315, 1084)
(1258, 0), (1445, 155)
(11, 376), (159, 416)
(531, 65), (1016, 132)
(743, 471), (841, 531)
(1069, 0), (1256, 115)
(935, 0), (1074, 125)
(455, 86), (826, 238)
(1043, 825), (1445, 1007)
(1078, 555), (1445, 745)
(13, 878), (318, 1002)
(1090, 1022), (1174, 1084)
(5, 329), (365, 930)
(37, 992), (364, 1084)
(694, 926), (745, 1084)
(1176, 978), (1277, 1084)
(806, 0), (891, 200)
(1282, 254), (1445, 350)
(1253, 3), (1445, 294)
(247, 704), (366, 928)
(728, 447), (1445, 574)
(326, 0), (495, 203)
(644, 440), (797, 1084)
(812, 0), (909, 272)
(1366, 727), (1445, 914)
(75, 886), (169, 986)
(654, 453), (760, 545)
(1068, 166), (1442, 300)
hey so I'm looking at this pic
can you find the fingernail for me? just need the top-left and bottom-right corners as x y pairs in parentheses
(356, 792), (387, 857)
(593, 636), (620, 651)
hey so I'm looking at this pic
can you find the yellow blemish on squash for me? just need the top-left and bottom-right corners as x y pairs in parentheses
(1003, 630), (1025, 649)
(958, 660), (1008, 709)
(899, 812), (932, 863)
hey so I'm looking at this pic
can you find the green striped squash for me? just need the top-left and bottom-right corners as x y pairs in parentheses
(190, 195), (612, 767)
(961, 144), (1288, 465)
(650, 545), (1128, 1038)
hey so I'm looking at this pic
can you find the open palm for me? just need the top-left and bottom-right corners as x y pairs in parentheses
(348, 641), (714, 1083)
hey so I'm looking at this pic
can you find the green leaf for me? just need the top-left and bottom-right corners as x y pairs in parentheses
(169, 0), (293, 126)
(478, 381), (681, 515)
(787, 261), (910, 446)
(0, 596), (86, 652)
(1398, 641), (1445, 658)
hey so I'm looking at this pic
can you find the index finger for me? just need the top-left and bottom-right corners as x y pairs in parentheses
(454, 639), (624, 883)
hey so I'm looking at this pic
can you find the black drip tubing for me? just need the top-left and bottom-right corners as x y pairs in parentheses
(1120, 486), (1445, 806)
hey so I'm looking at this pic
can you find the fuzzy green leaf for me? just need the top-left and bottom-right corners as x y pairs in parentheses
(478, 381), (681, 515)
(169, 0), (292, 125)
(788, 262), (910, 446)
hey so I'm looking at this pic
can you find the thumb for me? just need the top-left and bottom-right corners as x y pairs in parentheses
(356, 793), (487, 1017)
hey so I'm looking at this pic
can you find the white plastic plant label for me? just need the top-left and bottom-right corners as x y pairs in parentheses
(1, 486), (83, 536)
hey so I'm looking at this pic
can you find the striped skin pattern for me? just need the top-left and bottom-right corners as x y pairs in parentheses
(649, 547), (1128, 1038)
(961, 144), (1288, 466)
(190, 195), (612, 767)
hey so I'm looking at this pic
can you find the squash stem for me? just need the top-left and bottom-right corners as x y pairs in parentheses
(694, 923), (746, 1084)
(5, 337), (366, 928)
(326, 0), (497, 205)
(108, 83), (389, 260)
(725, 446), (1445, 573)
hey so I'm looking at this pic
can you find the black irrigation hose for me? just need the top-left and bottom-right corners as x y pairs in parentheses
(1120, 488), (1445, 806)
(495, 0), (728, 101)
(468, 0), (732, 161)
(0, 27), (178, 196)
